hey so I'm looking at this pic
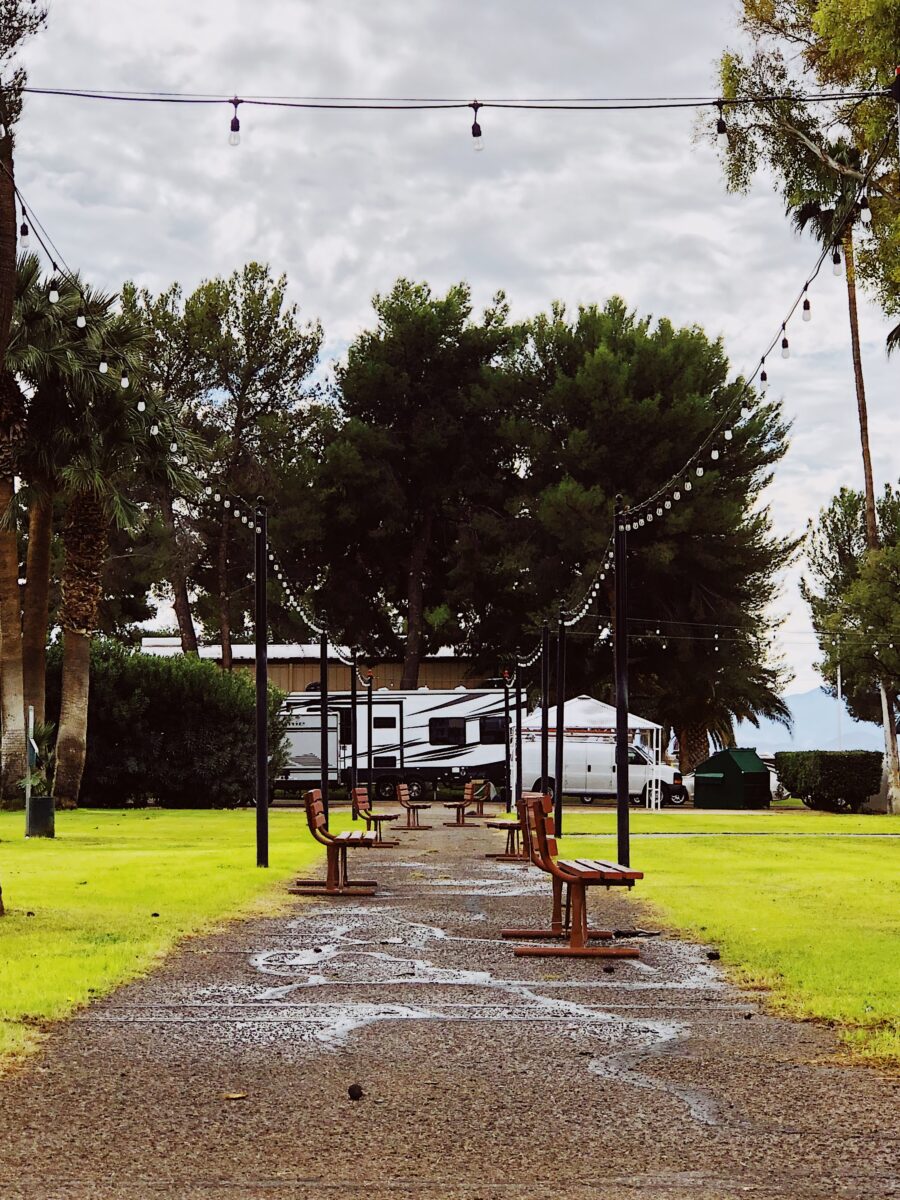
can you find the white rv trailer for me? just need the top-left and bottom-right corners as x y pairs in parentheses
(281, 709), (341, 791)
(277, 687), (509, 799)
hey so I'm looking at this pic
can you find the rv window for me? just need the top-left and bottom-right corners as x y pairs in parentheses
(373, 755), (396, 767)
(339, 710), (351, 745)
(479, 715), (507, 745)
(373, 716), (396, 730)
(429, 717), (466, 746)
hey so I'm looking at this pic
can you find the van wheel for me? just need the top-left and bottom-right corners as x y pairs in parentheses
(580, 795), (595, 805)
(532, 779), (554, 799)
(640, 783), (673, 806)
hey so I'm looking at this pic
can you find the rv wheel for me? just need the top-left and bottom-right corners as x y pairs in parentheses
(407, 779), (426, 801)
(374, 778), (396, 802)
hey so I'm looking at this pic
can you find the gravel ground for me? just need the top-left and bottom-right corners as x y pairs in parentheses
(1, 812), (898, 1200)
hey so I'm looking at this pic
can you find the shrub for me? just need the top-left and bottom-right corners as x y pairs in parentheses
(45, 640), (288, 808)
(774, 750), (883, 813)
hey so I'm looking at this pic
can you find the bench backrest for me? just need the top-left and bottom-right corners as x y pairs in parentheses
(519, 791), (549, 864)
(525, 793), (561, 877)
(304, 789), (333, 846)
(352, 786), (371, 816)
(396, 782), (411, 806)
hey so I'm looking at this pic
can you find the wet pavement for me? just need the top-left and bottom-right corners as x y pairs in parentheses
(1, 812), (898, 1199)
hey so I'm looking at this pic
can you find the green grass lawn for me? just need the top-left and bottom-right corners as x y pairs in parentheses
(557, 806), (900, 1063)
(0, 807), (332, 1065)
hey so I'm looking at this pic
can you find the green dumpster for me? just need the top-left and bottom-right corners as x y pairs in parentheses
(693, 748), (770, 810)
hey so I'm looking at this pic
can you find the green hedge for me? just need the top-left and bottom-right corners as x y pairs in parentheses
(46, 640), (288, 808)
(774, 750), (883, 813)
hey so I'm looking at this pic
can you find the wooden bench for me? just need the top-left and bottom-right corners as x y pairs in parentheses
(397, 782), (432, 830)
(352, 786), (401, 846)
(505, 794), (642, 958)
(290, 789), (381, 897)
(485, 794), (529, 860)
(470, 779), (493, 818)
(442, 779), (486, 827)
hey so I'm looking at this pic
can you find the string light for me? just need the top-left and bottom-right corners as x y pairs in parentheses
(802, 288), (811, 322)
(859, 194), (871, 226)
(136, 400), (146, 413)
(724, 428), (733, 441)
(76, 310), (86, 329)
(98, 359), (109, 374)
(150, 423), (159, 436)
(716, 100), (727, 139)
(780, 324), (790, 359)
(48, 279), (59, 304)
(695, 465), (704, 477)
(120, 371), (130, 390)
(710, 445), (720, 461)
(470, 100), (484, 151)
(18, 210), (29, 249)
(229, 97), (241, 146)
(832, 245), (842, 276)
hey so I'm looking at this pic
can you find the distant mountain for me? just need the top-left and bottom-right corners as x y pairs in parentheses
(733, 688), (884, 754)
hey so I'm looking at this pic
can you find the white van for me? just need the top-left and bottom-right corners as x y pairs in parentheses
(520, 734), (687, 805)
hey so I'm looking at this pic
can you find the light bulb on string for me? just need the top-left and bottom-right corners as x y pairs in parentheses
(205, 486), (213, 496)
(136, 399), (145, 412)
(656, 506), (663, 516)
(802, 288), (811, 322)
(646, 513), (653, 523)
(859, 194), (871, 226)
(229, 97), (241, 146)
(223, 498), (230, 508)
(120, 372), (130, 390)
(18, 213), (29, 249)
(470, 101), (484, 151)
(664, 498), (672, 509)
(781, 325), (790, 359)
(695, 465), (704, 477)
(724, 429), (733, 441)
(48, 280), (60, 304)
(76, 311), (86, 329)
(673, 489), (681, 501)
(716, 100), (727, 140)
(684, 478), (693, 492)
(98, 359), (109, 375)
(832, 245), (842, 276)
(214, 492), (221, 502)
(711, 446), (720, 461)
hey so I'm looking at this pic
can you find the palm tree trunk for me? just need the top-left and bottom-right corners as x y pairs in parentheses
(0, 474), (26, 806)
(843, 228), (900, 810)
(842, 229), (878, 549)
(23, 491), (53, 725)
(0, 127), (16, 361)
(400, 512), (432, 688)
(217, 519), (232, 670)
(677, 724), (710, 775)
(160, 486), (198, 655)
(53, 630), (91, 808)
(52, 492), (107, 809)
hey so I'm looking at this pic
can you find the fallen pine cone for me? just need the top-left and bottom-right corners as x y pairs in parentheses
(347, 1083), (364, 1102)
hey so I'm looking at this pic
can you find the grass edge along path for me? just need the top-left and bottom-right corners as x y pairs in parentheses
(0, 807), (337, 1068)
(558, 809), (900, 1066)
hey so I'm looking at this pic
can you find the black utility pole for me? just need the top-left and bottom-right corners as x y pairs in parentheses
(554, 604), (567, 836)
(254, 499), (269, 868)
(514, 665), (523, 807)
(367, 672), (374, 796)
(503, 671), (512, 812)
(540, 621), (550, 791)
(614, 495), (630, 868)
(320, 628), (329, 822)
(350, 651), (359, 809)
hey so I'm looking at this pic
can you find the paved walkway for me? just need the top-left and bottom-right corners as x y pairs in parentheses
(1, 812), (898, 1199)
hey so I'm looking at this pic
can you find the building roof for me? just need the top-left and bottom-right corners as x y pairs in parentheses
(139, 637), (467, 662)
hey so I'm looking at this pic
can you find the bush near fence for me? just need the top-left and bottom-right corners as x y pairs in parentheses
(45, 640), (288, 808)
(774, 750), (883, 813)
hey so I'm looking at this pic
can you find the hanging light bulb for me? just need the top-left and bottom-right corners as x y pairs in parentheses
(664, 498), (672, 509)
(229, 97), (241, 146)
(716, 100), (727, 140)
(120, 371), (130, 390)
(98, 359), (109, 375)
(832, 245), (842, 276)
(781, 324), (790, 359)
(673, 489), (681, 501)
(214, 492), (222, 502)
(150, 423), (160, 436)
(696, 465), (704, 477)
(48, 280), (60, 304)
(802, 288), (811, 322)
(169, 441), (177, 453)
(18, 213), (30, 249)
(724, 429), (733, 441)
(205, 485), (213, 496)
(646, 513), (653, 523)
(76, 311), (87, 329)
(471, 100), (484, 151)
(859, 194), (871, 226)
(223, 498), (231, 508)
(136, 400), (146, 413)
(741, 403), (752, 418)
(656, 506), (663, 516)
(684, 478), (693, 492)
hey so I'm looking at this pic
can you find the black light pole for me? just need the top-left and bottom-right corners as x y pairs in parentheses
(350, 650), (359, 811)
(254, 499), (269, 868)
(554, 604), (567, 836)
(514, 666), (524, 806)
(367, 672), (374, 796)
(320, 627), (329, 822)
(614, 495), (631, 868)
(503, 670), (512, 812)
(540, 621), (550, 791)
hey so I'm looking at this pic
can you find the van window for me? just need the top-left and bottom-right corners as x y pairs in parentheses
(479, 715), (507, 745)
(627, 745), (649, 765)
(373, 716), (396, 729)
(429, 717), (466, 746)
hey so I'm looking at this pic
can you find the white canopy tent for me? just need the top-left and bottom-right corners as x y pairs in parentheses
(516, 694), (665, 809)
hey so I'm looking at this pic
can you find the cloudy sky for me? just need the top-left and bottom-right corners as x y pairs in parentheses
(14, 0), (900, 693)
